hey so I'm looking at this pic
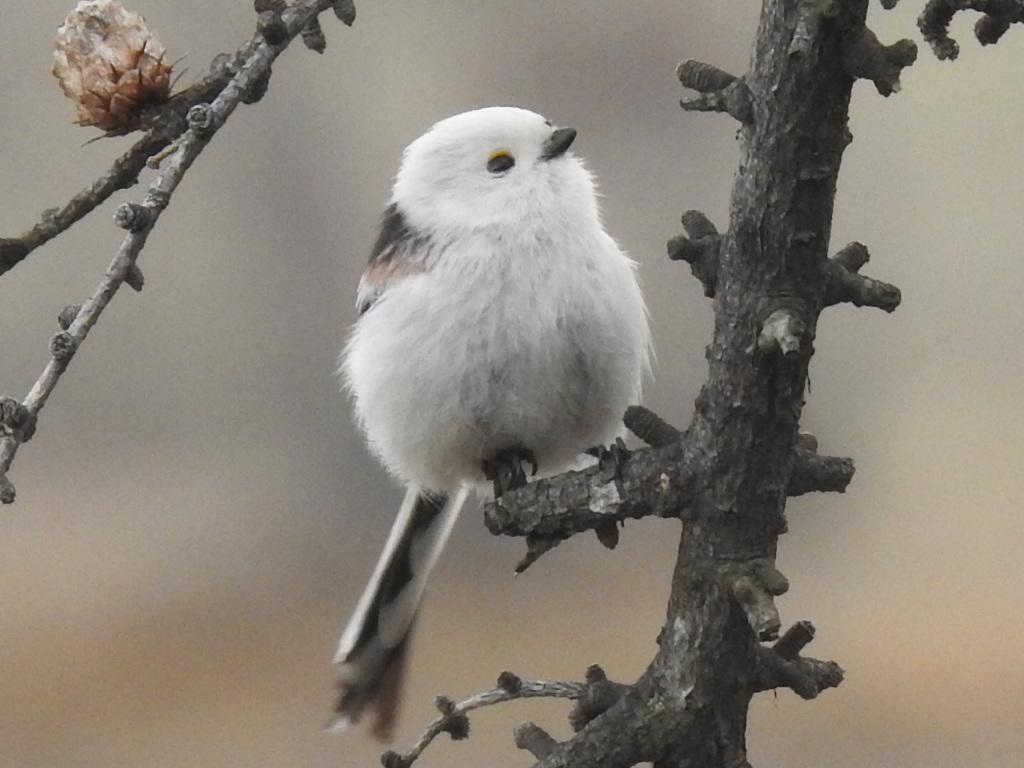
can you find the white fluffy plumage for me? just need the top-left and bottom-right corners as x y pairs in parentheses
(332, 106), (650, 739)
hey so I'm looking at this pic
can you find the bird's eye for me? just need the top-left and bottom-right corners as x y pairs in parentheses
(486, 150), (516, 174)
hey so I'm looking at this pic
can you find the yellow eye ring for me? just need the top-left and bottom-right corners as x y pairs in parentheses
(486, 150), (516, 174)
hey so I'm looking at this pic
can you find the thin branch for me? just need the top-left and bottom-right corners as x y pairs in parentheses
(0, 0), (347, 499)
(1, 134), (161, 277)
(0, 47), (251, 279)
(383, 674), (587, 768)
(1, 0), (356, 276)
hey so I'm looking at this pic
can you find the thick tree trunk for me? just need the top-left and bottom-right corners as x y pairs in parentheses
(510, 2), (908, 765)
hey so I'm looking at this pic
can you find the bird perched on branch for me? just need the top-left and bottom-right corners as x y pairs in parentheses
(331, 106), (650, 739)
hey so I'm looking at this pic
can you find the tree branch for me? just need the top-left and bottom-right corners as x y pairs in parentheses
(0, 0), (353, 501)
(483, 412), (853, 570)
(0, 28), (256, 278)
(382, 672), (588, 768)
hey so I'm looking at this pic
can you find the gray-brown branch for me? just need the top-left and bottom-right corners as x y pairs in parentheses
(483, 424), (853, 557)
(382, 673), (588, 768)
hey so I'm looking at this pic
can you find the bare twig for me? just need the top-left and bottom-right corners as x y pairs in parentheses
(0, 50), (250, 279)
(383, 674), (587, 768)
(0, 0), (348, 500)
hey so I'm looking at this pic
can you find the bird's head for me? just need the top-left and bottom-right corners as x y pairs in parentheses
(391, 106), (598, 233)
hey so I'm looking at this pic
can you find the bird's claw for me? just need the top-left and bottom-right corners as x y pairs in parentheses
(595, 437), (631, 484)
(482, 446), (538, 498)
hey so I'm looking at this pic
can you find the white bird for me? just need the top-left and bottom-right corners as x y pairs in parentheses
(332, 106), (650, 739)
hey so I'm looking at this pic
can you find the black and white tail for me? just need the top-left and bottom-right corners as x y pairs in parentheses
(329, 484), (470, 740)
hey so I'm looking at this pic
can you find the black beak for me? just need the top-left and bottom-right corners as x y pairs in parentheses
(540, 127), (577, 161)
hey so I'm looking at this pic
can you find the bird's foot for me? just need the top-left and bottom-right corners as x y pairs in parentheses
(588, 436), (631, 484)
(481, 445), (538, 498)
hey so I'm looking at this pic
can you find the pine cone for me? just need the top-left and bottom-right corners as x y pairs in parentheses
(52, 0), (172, 135)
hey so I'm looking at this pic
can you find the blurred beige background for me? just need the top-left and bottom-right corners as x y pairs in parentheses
(1, 1), (1022, 766)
